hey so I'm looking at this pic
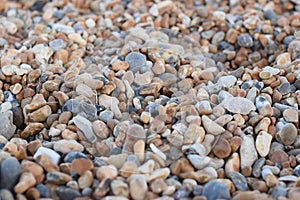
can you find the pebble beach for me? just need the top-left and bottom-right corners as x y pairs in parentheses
(1, 0), (300, 199)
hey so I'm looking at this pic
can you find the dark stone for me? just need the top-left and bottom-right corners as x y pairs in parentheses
(36, 184), (51, 198)
(230, 171), (248, 191)
(125, 52), (147, 73)
(252, 158), (265, 178)
(56, 186), (81, 200)
(0, 157), (21, 192)
(63, 151), (88, 163)
(202, 180), (231, 200)
(62, 99), (97, 121)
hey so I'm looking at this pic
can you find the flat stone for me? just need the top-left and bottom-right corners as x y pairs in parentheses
(0, 111), (16, 139)
(202, 115), (225, 135)
(62, 99), (97, 121)
(222, 97), (256, 114)
(237, 33), (254, 47)
(255, 131), (272, 157)
(72, 115), (97, 143)
(53, 139), (84, 154)
(21, 123), (44, 139)
(240, 135), (258, 169)
(252, 158), (265, 178)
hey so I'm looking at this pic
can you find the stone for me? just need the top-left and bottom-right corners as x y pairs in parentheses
(92, 120), (110, 139)
(56, 186), (81, 200)
(255, 131), (272, 157)
(252, 158), (265, 178)
(64, 151), (88, 163)
(187, 155), (211, 170)
(123, 124), (146, 154)
(96, 165), (118, 180)
(36, 184), (51, 198)
(53, 139), (84, 154)
(217, 75), (237, 88)
(0, 157), (21, 192)
(72, 115), (97, 143)
(277, 123), (298, 145)
(129, 175), (147, 200)
(269, 150), (289, 164)
(71, 158), (93, 176)
(213, 138), (231, 159)
(240, 135), (258, 169)
(110, 180), (129, 197)
(14, 172), (36, 194)
(21, 160), (44, 184)
(222, 97), (256, 114)
(21, 123), (44, 138)
(276, 52), (291, 66)
(225, 153), (240, 177)
(271, 186), (287, 199)
(62, 99), (97, 121)
(46, 171), (72, 184)
(33, 147), (61, 165)
(0, 189), (14, 200)
(202, 180), (231, 200)
(202, 115), (225, 135)
(0, 111), (16, 139)
(237, 33), (254, 47)
(125, 52), (147, 73)
(78, 170), (93, 189)
(99, 110), (114, 123)
(283, 108), (299, 122)
(195, 100), (212, 115)
(230, 171), (248, 191)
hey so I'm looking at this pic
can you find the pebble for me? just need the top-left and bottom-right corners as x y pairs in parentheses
(0, 157), (21, 192)
(129, 175), (147, 200)
(240, 135), (258, 170)
(213, 138), (231, 159)
(202, 115), (225, 135)
(195, 100), (212, 115)
(36, 184), (51, 198)
(187, 155), (211, 170)
(237, 33), (254, 47)
(202, 180), (231, 200)
(53, 139), (84, 154)
(72, 115), (97, 143)
(125, 52), (147, 73)
(255, 131), (272, 157)
(56, 186), (81, 200)
(230, 171), (248, 191)
(0, 111), (16, 139)
(277, 123), (298, 146)
(14, 172), (36, 194)
(217, 75), (237, 88)
(33, 146), (61, 165)
(99, 110), (114, 123)
(222, 97), (256, 114)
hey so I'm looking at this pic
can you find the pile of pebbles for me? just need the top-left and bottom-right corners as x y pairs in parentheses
(1, 0), (300, 199)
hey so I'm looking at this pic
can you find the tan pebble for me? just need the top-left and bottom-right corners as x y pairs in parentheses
(283, 108), (299, 122)
(25, 187), (40, 200)
(28, 105), (52, 122)
(112, 60), (129, 71)
(147, 168), (170, 182)
(21, 123), (44, 139)
(78, 170), (93, 189)
(35, 155), (59, 172)
(140, 111), (151, 124)
(288, 187), (300, 200)
(213, 138), (231, 159)
(21, 160), (44, 184)
(92, 120), (110, 139)
(27, 140), (42, 156)
(137, 159), (155, 174)
(71, 158), (93, 176)
(10, 83), (22, 95)
(133, 139), (145, 163)
(150, 178), (167, 194)
(255, 131), (272, 157)
(14, 172), (36, 194)
(129, 174), (148, 200)
(265, 173), (279, 187)
(119, 161), (137, 178)
(96, 165), (118, 181)
(61, 129), (78, 140)
(3, 141), (18, 154)
(110, 179), (129, 197)
(68, 33), (87, 46)
(276, 53), (291, 66)
(225, 153), (240, 177)
(254, 117), (271, 134)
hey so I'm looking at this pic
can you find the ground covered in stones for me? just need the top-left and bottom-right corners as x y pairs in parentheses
(1, 0), (300, 200)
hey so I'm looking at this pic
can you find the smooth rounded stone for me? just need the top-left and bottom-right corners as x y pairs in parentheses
(277, 82), (291, 95)
(0, 111), (16, 139)
(0, 157), (21, 192)
(33, 146), (61, 165)
(76, 84), (94, 98)
(271, 185), (287, 199)
(184, 125), (206, 144)
(49, 39), (66, 51)
(252, 158), (265, 178)
(173, 185), (192, 199)
(82, 187), (93, 197)
(225, 153), (240, 177)
(269, 150), (289, 164)
(21, 122), (44, 138)
(276, 52), (291, 66)
(53, 140), (84, 154)
(217, 75), (237, 88)
(202, 115), (225, 135)
(240, 135), (258, 170)
(221, 97), (255, 115)
(237, 33), (254, 47)
(215, 114), (233, 126)
(283, 108), (299, 122)
(255, 95), (271, 110)
(64, 151), (88, 163)
(213, 138), (231, 159)
(262, 66), (280, 75)
(62, 99), (97, 121)
(56, 186), (81, 200)
(202, 180), (231, 200)
(230, 172), (248, 191)
(96, 165), (118, 180)
(71, 158), (93, 176)
(123, 124), (146, 154)
(195, 100), (212, 115)
(14, 172), (36, 194)
(0, 189), (14, 200)
(129, 175), (147, 200)
(99, 110), (114, 123)
(110, 180), (129, 197)
(36, 184), (51, 198)
(125, 52), (147, 73)
(255, 131), (272, 157)
(277, 123), (297, 146)
(187, 155), (211, 170)
(72, 115), (96, 143)
(92, 120), (110, 139)
(78, 171), (93, 189)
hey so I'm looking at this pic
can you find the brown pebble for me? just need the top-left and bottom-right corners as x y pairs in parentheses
(71, 158), (94, 176)
(14, 172), (36, 194)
